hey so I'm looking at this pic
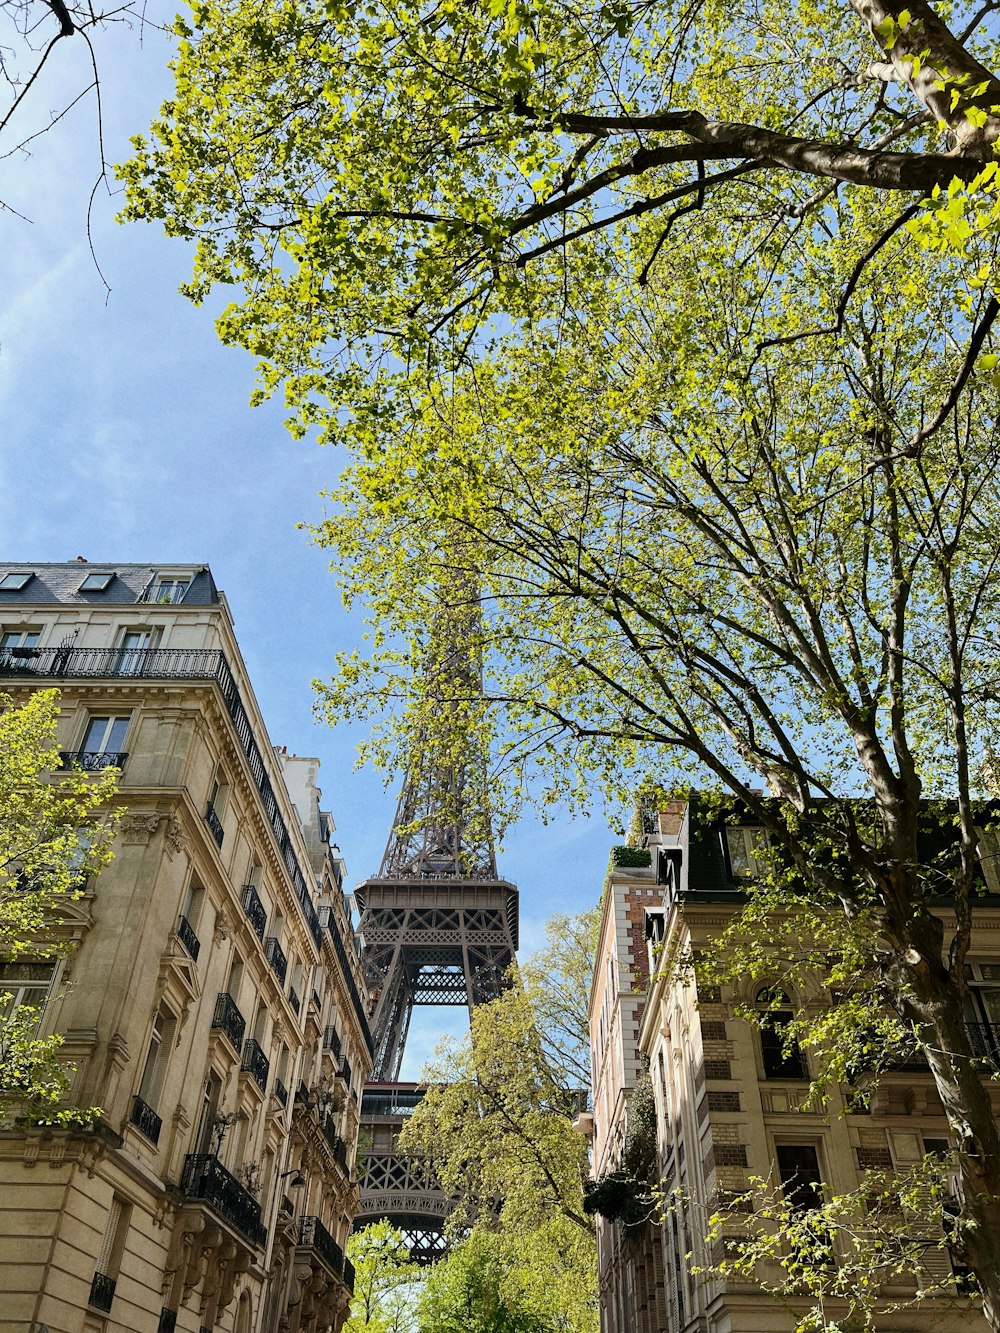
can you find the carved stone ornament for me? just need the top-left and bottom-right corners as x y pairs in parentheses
(163, 817), (185, 859)
(214, 911), (231, 945)
(121, 814), (163, 845)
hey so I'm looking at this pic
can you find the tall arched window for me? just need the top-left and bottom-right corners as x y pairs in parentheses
(755, 988), (807, 1080)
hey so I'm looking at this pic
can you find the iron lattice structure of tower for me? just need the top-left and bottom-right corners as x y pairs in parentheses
(354, 607), (519, 1261)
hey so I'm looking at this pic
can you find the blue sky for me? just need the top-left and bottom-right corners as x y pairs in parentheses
(0, 18), (616, 1074)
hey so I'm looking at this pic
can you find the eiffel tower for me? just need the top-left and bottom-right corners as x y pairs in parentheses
(353, 600), (519, 1261)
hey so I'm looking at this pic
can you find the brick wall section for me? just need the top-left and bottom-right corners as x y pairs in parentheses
(624, 884), (661, 991)
(658, 801), (687, 835)
(700, 1021), (727, 1041)
(707, 1091), (741, 1113)
(704, 1060), (732, 1080)
(716, 1145), (749, 1167)
(857, 1147), (893, 1169)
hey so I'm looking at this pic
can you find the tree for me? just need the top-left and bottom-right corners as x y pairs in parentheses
(0, 688), (119, 1120)
(344, 1220), (422, 1333)
(1, 0), (166, 232)
(417, 1230), (572, 1333)
(518, 907), (599, 1095)
(121, 0), (1000, 407)
(398, 971), (599, 1333)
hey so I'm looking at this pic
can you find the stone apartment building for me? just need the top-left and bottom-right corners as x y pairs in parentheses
(0, 561), (373, 1333)
(588, 797), (997, 1333)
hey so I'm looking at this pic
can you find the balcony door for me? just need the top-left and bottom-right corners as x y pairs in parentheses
(114, 628), (158, 676)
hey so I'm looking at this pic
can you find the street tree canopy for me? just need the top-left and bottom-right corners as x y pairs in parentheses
(0, 689), (119, 1120)
(122, 0), (1000, 405)
(399, 979), (598, 1333)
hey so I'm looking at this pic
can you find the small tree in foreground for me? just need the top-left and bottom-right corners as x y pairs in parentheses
(0, 689), (119, 1121)
(344, 1220), (422, 1333)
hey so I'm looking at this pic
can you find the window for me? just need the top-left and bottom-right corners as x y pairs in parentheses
(114, 628), (159, 675)
(138, 1007), (177, 1111)
(89, 1195), (131, 1312)
(208, 775), (229, 820)
(76, 716), (130, 769)
(725, 825), (769, 878)
(0, 572), (33, 591)
(963, 962), (1000, 1064)
(79, 572), (114, 593)
(195, 1072), (224, 1154)
(0, 962), (55, 1025)
(0, 629), (40, 650)
(776, 1143), (824, 1211)
(150, 578), (190, 604)
(756, 989), (808, 1080)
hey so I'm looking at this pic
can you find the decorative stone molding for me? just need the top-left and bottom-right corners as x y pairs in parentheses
(163, 817), (185, 859)
(121, 814), (163, 845)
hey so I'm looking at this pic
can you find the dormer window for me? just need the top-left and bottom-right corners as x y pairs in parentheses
(150, 578), (190, 604)
(725, 825), (769, 878)
(79, 572), (115, 593)
(0, 572), (33, 591)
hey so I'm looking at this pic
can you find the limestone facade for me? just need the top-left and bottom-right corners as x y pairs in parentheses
(589, 798), (997, 1333)
(0, 562), (372, 1333)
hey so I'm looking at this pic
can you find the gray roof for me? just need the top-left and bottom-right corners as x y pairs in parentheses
(0, 563), (220, 606)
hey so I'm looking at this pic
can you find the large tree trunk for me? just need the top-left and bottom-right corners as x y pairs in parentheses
(894, 913), (1000, 1330)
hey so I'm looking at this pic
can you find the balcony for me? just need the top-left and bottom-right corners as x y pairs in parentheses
(211, 992), (246, 1054)
(240, 1038), (270, 1092)
(59, 749), (128, 773)
(344, 1255), (355, 1294)
(130, 1094), (163, 1145)
(241, 883), (267, 940)
(181, 1154), (267, 1247)
(341, 1056), (353, 1090)
(158, 1309), (177, 1333)
(176, 914), (201, 961)
(204, 801), (225, 848)
(265, 936), (287, 986)
(274, 1078), (289, 1108)
(288, 986), (301, 1016)
(323, 1026), (342, 1060)
(297, 1214), (345, 1279)
(88, 1270), (116, 1312)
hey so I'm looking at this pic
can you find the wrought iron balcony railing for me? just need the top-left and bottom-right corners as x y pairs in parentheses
(176, 915), (201, 961)
(212, 993), (246, 1053)
(240, 1037), (270, 1092)
(341, 1056), (353, 1090)
(966, 1022), (1000, 1066)
(274, 1078), (289, 1108)
(59, 749), (128, 772)
(181, 1153), (267, 1247)
(265, 936), (287, 986)
(204, 802), (225, 848)
(158, 1308), (177, 1333)
(88, 1271), (116, 1312)
(130, 1094), (163, 1145)
(0, 644), (325, 946)
(241, 883), (267, 940)
(288, 986), (301, 1016)
(344, 1255), (355, 1294)
(323, 1026), (342, 1060)
(298, 1214), (345, 1277)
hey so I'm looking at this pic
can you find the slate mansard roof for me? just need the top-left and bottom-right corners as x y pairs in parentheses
(0, 563), (220, 607)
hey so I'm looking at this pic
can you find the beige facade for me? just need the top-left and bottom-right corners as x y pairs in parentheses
(589, 798), (996, 1333)
(0, 562), (372, 1333)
